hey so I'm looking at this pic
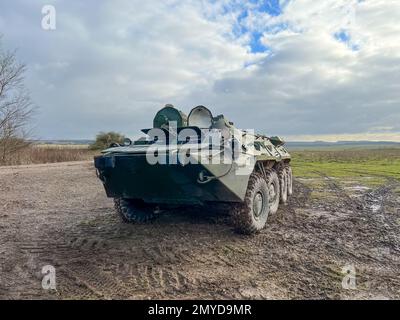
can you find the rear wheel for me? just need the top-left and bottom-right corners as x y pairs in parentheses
(231, 172), (270, 234)
(114, 198), (157, 223)
(286, 166), (293, 196)
(267, 169), (280, 215)
(279, 167), (288, 204)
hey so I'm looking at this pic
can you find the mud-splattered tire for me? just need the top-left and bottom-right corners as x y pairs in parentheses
(279, 168), (288, 204)
(114, 198), (156, 223)
(267, 169), (280, 215)
(286, 166), (293, 196)
(231, 172), (270, 235)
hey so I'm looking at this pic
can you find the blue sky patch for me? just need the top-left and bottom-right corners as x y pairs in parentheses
(230, 0), (287, 53)
(234, 9), (249, 36)
(258, 0), (282, 16)
(250, 31), (268, 53)
(335, 30), (351, 43)
(334, 29), (359, 51)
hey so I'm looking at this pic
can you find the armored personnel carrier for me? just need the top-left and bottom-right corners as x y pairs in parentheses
(94, 105), (292, 234)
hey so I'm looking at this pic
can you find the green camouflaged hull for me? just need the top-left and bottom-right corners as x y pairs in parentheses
(94, 105), (291, 205)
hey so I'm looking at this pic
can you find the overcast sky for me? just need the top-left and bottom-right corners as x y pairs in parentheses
(0, 0), (399, 141)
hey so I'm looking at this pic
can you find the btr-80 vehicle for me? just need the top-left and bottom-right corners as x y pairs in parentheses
(94, 105), (292, 234)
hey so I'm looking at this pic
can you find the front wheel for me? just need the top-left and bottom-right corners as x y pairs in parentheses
(231, 172), (270, 234)
(114, 198), (157, 223)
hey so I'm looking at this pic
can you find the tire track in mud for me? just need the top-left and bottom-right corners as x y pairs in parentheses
(56, 248), (199, 299)
(313, 171), (364, 212)
(317, 176), (400, 296)
(61, 262), (189, 299)
(2, 161), (400, 299)
(14, 221), (225, 298)
(361, 181), (400, 261)
(58, 264), (130, 299)
(16, 237), (199, 299)
(252, 175), (399, 299)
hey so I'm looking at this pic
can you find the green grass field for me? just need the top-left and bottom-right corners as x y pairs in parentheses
(291, 148), (400, 186)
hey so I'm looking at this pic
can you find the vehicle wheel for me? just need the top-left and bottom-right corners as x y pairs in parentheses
(279, 168), (288, 204)
(286, 166), (293, 196)
(231, 172), (270, 234)
(267, 169), (280, 214)
(114, 198), (156, 223)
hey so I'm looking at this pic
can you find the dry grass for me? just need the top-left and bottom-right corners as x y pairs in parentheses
(1, 145), (97, 166)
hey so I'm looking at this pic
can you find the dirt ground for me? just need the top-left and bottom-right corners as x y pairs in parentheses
(0, 161), (399, 299)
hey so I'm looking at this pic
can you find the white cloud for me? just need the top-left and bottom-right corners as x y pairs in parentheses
(181, 0), (400, 138)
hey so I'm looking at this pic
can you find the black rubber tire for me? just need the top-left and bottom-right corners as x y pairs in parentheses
(279, 167), (288, 204)
(231, 172), (270, 235)
(114, 198), (156, 223)
(267, 169), (280, 215)
(286, 166), (293, 196)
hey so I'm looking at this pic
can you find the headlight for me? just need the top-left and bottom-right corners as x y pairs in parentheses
(123, 138), (132, 146)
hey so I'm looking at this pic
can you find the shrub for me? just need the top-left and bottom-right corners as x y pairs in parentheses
(90, 131), (125, 150)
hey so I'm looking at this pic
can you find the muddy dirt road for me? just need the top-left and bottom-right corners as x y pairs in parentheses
(0, 161), (399, 299)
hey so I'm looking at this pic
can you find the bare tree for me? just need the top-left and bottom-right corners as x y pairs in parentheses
(0, 37), (35, 164)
